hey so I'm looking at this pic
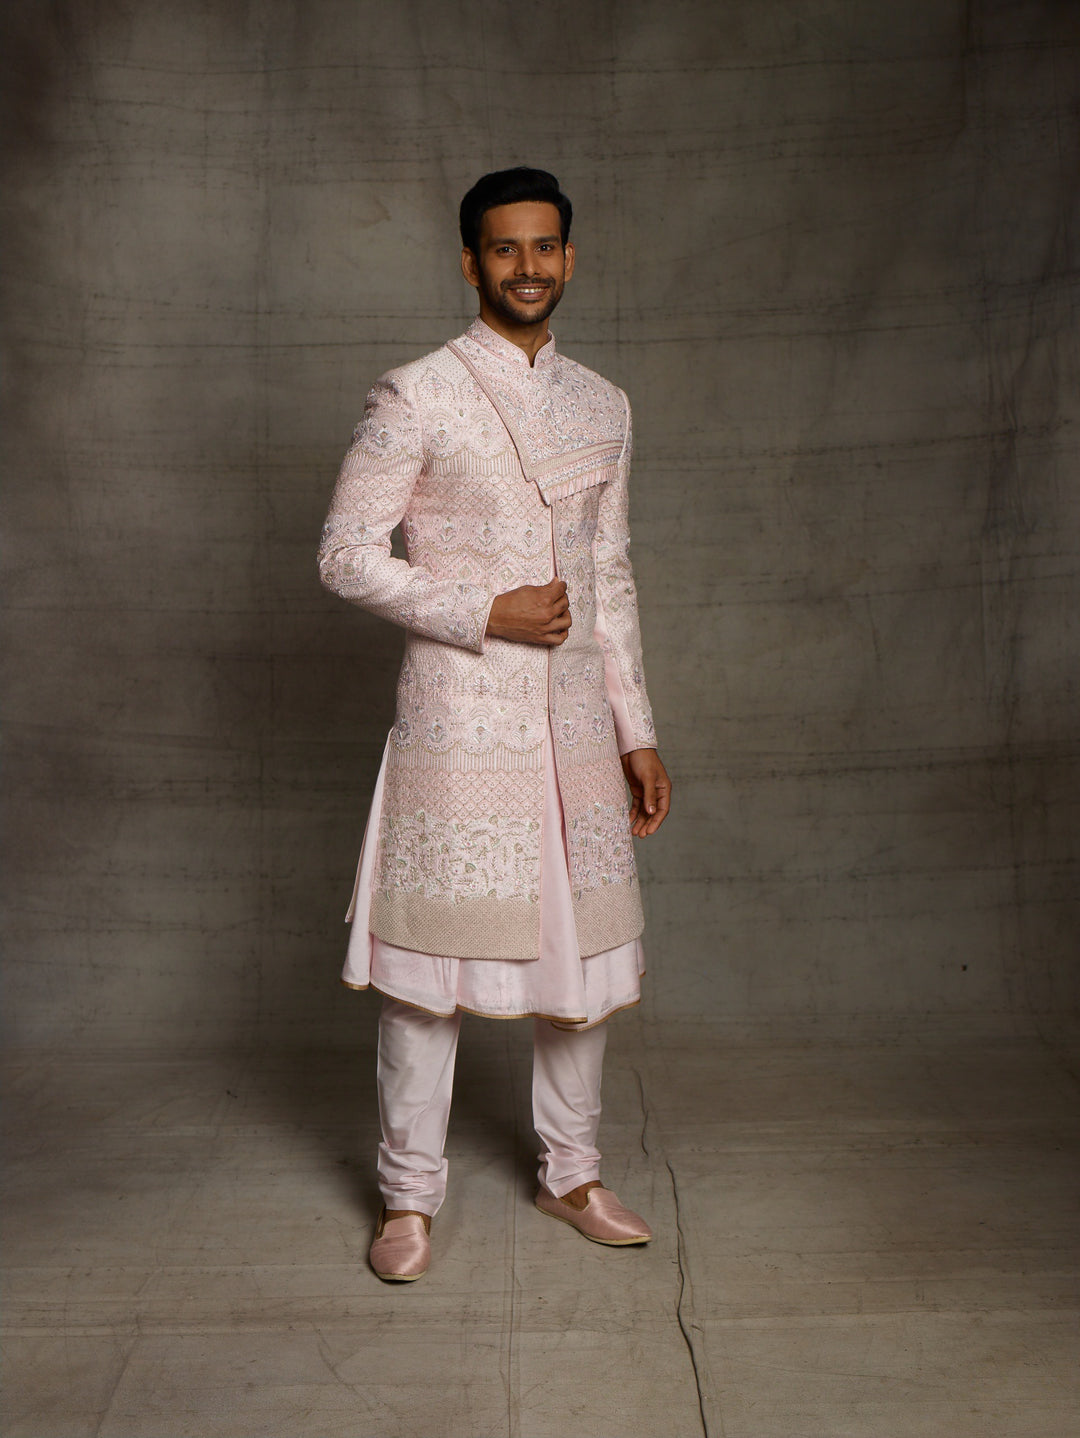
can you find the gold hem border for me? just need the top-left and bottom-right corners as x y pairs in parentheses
(337, 976), (644, 1032)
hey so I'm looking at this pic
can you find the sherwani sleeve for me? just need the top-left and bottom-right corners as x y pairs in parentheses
(318, 374), (496, 652)
(593, 392), (658, 753)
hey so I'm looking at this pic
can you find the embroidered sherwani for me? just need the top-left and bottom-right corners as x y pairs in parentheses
(319, 319), (656, 1022)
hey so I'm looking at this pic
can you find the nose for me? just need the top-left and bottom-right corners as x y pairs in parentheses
(515, 248), (543, 275)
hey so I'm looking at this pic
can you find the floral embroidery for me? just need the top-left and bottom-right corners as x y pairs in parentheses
(377, 812), (541, 903)
(566, 804), (638, 900)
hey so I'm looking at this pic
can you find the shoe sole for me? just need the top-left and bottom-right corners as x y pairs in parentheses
(534, 1198), (652, 1246)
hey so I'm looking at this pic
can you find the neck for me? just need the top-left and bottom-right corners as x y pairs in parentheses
(476, 306), (550, 366)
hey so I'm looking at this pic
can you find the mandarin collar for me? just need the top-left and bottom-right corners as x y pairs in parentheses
(465, 316), (557, 371)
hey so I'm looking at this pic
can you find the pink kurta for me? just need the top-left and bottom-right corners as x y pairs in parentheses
(342, 718), (644, 1030)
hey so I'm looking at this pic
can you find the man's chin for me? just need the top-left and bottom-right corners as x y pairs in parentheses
(491, 290), (561, 327)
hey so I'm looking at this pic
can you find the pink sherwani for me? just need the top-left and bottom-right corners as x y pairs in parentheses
(318, 319), (656, 1027)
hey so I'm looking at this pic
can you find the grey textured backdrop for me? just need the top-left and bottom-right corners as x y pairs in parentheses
(3, 1), (1078, 1052)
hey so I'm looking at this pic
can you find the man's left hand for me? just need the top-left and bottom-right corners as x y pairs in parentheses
(620, 749), (672, 837)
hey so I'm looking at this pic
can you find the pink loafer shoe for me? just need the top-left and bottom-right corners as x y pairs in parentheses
(535, 1186), (653, 1246)
(369, 1208), (430, 1281)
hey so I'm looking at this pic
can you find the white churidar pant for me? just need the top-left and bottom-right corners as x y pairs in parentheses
(377, 996), (608, 1216)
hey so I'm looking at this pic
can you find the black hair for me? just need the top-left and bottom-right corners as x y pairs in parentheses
(459, 167), (572, 255)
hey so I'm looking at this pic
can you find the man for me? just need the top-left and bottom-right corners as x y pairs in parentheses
(318, 167), (671, 1281)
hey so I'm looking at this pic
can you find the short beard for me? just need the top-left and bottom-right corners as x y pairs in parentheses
(481, 274), (563, 328)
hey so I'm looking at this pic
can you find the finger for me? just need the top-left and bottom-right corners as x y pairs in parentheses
(625, 773), (644, 830)
(632, 766), (660, 837)
(642, 771), (658, 820)
(643, 781), (671, 835)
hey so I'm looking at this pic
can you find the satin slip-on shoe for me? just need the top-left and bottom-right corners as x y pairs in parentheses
(368, 1209), (430, 1281)
(535, 1186), (653, 1245)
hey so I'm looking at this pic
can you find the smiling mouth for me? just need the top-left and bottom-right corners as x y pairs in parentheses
(507, 284), (551, 300)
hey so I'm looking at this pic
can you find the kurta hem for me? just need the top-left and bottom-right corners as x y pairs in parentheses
(340, 978), (644, 1032)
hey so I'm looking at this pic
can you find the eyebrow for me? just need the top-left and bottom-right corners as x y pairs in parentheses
(486, 234), (561, 245)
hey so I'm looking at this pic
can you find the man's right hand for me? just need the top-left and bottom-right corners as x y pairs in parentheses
(486, 578), (572, 646)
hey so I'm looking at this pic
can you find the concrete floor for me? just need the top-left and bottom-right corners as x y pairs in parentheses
(3, 1013), (1079, 1438)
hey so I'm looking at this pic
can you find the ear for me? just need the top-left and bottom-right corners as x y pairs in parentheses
(461, 247), (480, 289)
(563, 241), (576, 282)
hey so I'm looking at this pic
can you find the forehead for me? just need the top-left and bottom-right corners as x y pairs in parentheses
(478, 200), (562, 244)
